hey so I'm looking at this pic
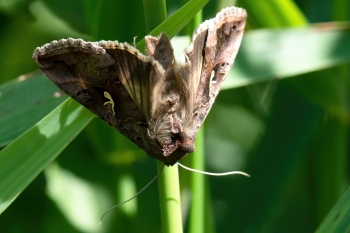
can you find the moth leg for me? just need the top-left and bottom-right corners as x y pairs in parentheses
(103, 91), (115, 116)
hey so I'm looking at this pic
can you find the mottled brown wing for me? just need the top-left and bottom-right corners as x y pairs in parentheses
(33, 38), (166, 163)
(185, 7), (247, 131)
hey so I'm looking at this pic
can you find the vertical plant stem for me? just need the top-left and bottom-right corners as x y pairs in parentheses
(188, 10), (206, 233)
(332, 0), (349, 21)
(189, 127), (206, 233)
(143, 1), (183, 232)
(157, 162), (183, 233)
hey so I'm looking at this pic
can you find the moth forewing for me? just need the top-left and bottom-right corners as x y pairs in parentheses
(191, 7), (247, 133)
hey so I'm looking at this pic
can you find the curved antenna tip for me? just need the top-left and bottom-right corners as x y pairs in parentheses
(178, 162), (250, 177)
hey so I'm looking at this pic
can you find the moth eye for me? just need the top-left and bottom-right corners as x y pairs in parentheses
(135, 136), (142, 141)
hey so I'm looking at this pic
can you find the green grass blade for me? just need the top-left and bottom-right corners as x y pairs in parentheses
(315, 186), (350, 233)
(0, 98), (94, 214)
(0, 73), (67, 147)
(142, 0), (167, 32)
(240, 0), (282, 28)
(268, 0), (308, 26)
(240, 0), (307, 28)
(137, 0), (209, 50)
(225, 23), (350, 89)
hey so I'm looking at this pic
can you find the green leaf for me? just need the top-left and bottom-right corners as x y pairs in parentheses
(0, 98), (94, 214)
(0, 73), (67, 147)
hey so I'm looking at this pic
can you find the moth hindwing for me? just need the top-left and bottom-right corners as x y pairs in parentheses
(33, 6), (247, 165)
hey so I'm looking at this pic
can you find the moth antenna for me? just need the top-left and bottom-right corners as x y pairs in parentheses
(99, 164), (165, 225)
(177, 162), (250, 177)
(133, 36), (137, 48)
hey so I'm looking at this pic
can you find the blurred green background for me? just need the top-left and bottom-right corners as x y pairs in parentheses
(0, 0), (350, 232)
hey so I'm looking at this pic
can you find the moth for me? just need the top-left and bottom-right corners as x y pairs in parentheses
(33, 7), (247, 166)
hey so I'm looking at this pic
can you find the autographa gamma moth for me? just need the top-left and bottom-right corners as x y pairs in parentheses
(33, 7), (247, 165)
